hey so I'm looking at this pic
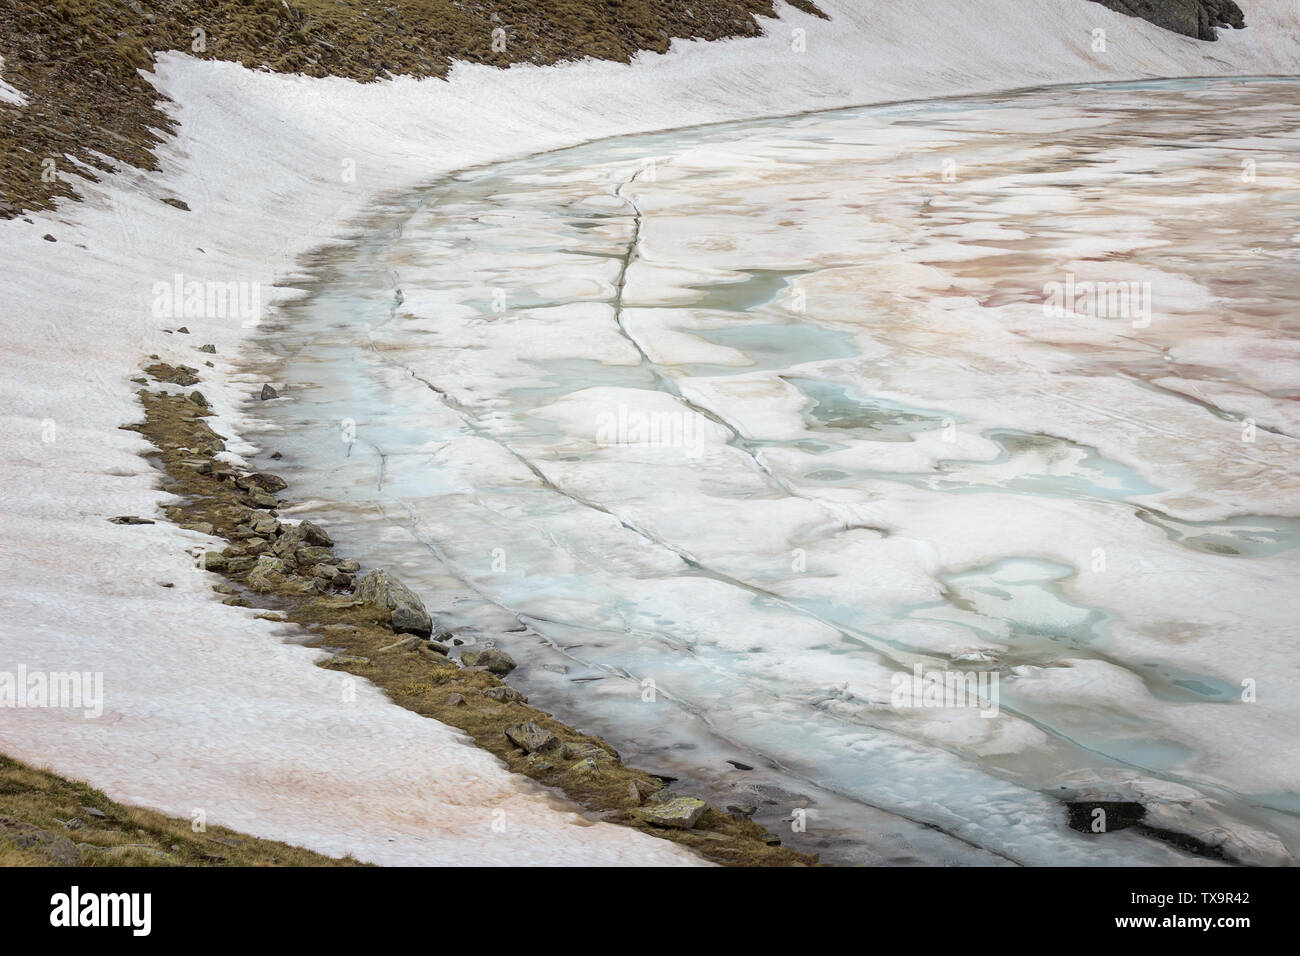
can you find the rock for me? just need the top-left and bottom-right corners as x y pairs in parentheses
(1088, 0), (1245, 41)
(727, 759), (754, 771)
(181, 521), (214, 535)
(198, 343), (216, 353)
(564, 757), (603, 780)
(299, 520), (333, 547)
(249, 513), (279, 537)
(562, 741), (617, 763)
(162, 196), (190, 211)
(247, 555), (290, 592)
(188, 390), (209, 408)
(337, 559), (359, 573)
(43, 233), (55, 242)
(446, 693), (467, 706)
(109, 515), (154, 525)
(504, 721), (561, 755)
(635, 797), (708, 830)
(460, 646), (516, 675)
(354, 569), (432, 636)
(0, 817), (82, 864)
(237, 472), (287, 493)
(177, 326), (189, 334)
(290, 544), (328, 565)
(260, 384), (279, 400)
(727, 804), (758, 818)
(179, 458), (212, 475)
(225, 556), (256, 573)
(426, 640), (450, 655)
(483, 685), (527, 704)
(525, 753), (556, 773)
(250, 490), (278, 509)
(200, 552), (227, 572)
(222, 596), (250, 607)
(377, 635), (423, 653)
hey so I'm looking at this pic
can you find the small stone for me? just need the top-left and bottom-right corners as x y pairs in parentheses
(634, 797), (709, 830)
(460, 646), (516, 675)
(726, 804), (758, 818)
(562, 741), (617, 763)
(180, 522), (214, 535)
(198, 343), (216, 354)
(565, 756), (603, 779)
(504, 721), (560, 755)
(188, 390), (209, 408)
(251, 490), (278, 509)
(43, 233), (56, 242)
(162, 196), (190, 211)
(109, 515), (154, 525)
(204, 548), (232, 572)
(425, 640), (450, 655)
(445, 693), (467, 707)
(177, 326), (189, 334)
(222, 596), (250, 607)
(249, 513), (279, 536)
(525, 753), (555, 773)
(325, 654), (370, 666)
(260, 384), (279, 400)
(337, 559), (359, 574)
(483, 685), (527, 704)
(377, 635), (422, 653)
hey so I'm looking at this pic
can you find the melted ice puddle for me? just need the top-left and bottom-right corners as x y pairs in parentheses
(247, 78), (1300, 866)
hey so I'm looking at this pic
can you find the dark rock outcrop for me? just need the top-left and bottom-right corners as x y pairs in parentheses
(1090, 0), (1245, 40)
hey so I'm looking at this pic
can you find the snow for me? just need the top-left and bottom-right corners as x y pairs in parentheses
(1, 0), (1298, 865)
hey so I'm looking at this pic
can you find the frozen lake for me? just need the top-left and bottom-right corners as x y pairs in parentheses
(247, 77), (1300, 865)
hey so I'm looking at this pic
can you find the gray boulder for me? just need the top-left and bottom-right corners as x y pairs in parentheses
(635, 797), (708, 830)
(504, 721), (561, 755)
(354, 569), (432, 636)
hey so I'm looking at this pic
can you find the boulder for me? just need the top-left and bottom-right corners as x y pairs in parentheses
(504, 721), (561, 755)
(354, 569), (432, 636)
(247, 555), (290, 593)
(460, 646), (516, 675)
(635, 797), (708, 830)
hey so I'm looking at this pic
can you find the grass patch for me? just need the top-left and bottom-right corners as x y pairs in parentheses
(0, 0), (823, 217)
(0, 754), (366, 866)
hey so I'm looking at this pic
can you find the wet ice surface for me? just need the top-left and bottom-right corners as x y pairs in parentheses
(248, 79), (1300, 865)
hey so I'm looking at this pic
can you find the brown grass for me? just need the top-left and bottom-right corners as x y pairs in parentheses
(0, 753), (366, 866)
(0, 0), (824, 217)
